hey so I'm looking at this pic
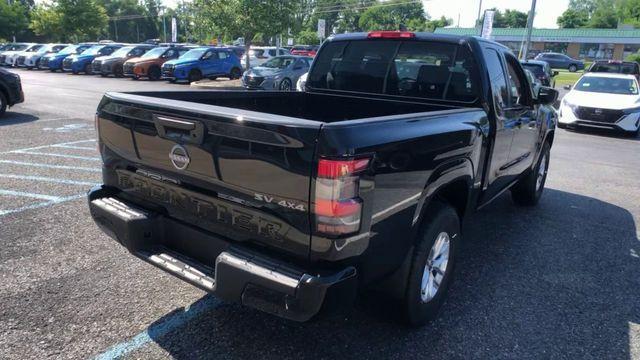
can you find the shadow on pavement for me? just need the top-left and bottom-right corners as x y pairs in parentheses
(142, 188), (639, 359)
(562, 126), (640, 141)
(0, 112), (39, 126)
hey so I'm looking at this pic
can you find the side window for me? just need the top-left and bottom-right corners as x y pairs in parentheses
(268, 49), (276, 56)
(504, 54), (530, 106)
(178, 49), (189, 57)
(165, 49), (177, 58)
(218, 51), (228, 59)
(279, 49), (288, 55)
(483, 48), (509, 112)
(202, 50), (215, 60)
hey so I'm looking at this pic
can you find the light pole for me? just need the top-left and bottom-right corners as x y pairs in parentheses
(521, 0), (537, 60)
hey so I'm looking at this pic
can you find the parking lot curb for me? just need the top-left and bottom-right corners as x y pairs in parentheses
(190, 80), (242, 90)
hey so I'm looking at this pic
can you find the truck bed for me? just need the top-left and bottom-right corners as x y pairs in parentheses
(120, 90), (468, 123)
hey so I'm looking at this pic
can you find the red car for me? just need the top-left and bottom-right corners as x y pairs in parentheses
(290, 45), (319, 57)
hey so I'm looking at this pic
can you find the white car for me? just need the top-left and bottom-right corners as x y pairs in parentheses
(18, 44), (69, 69)
(241, 46), (289, 69)
(3, 43), (41, 66)
(559, 73), (640, 135)
(296, 72), (308, 91)
(0, 43), (33, 66)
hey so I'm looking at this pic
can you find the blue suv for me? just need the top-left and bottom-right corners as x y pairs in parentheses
(161, 47), (243, 83)
(63, 44), (123, 74)
(41, 43), (94, 72)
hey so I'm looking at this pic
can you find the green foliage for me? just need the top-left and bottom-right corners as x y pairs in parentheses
(295, 30), (320, 45)
(557, 0), (621, 29)
(29, 4), (64, 41)
(480, 8), (529, 28)
(194, 0), (298, 67)
(557, 9), (589, 28)
(625, 52), (640, 64)
(58, 0), (108, 42)
(358, 0), (426, 31)
(0, 0), (29, 40)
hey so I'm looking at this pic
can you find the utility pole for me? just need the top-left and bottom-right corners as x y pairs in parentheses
(521, 0), (537, 60)
(476, 0), (483, 26)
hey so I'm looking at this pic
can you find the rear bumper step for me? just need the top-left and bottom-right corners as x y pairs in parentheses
(88, 185), (357, 321)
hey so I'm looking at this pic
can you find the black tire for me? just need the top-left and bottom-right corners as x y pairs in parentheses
(230, 67), (242, 80)
(84, 63), (92, 75)
(279, 78), (292, 91)
(148, 66), (161, 81)
(0, 91), (7, 117)
(557, 122), (567, 129)
(209, 76), (218, 81)
(188, 69), (202, 83)
(100, 73), (107, 77)
(35, 59), (41, 70)
(403, 201), (460, 326)
(511, 142), (550, 206)
(131, 75), (140, 81)
(568, 64), (578, 72)
(114, 67), (123, 78)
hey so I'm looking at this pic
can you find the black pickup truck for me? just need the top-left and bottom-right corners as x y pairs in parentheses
(89, 31), (558, 325)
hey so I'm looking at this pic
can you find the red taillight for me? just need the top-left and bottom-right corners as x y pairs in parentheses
(368, 31), (415, 39)
(314, 157), (370, 236)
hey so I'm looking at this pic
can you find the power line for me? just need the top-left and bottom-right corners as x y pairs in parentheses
(312, 0), (423, 14)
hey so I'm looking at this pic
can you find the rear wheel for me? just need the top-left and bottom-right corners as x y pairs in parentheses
(84, 63), (92, 75)
(0, 91), (7, 117)
(402, 201), (460, 326)
(511, 142), (550, 206)
(188, 69), (202, 83)
(148, 66), (160, 81)
(114, 66), (124, 78)
(568, 64), (578, 72)
(230, 67), (242, 80)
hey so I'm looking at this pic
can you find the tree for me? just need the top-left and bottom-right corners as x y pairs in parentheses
(480, 8), (528, 28)
(556, 0), (620, 29)
(556, 8), (589, 28)
(195, 0), (298, 68)
(296, 29), (320, 45)
(29, 4), (65, 41)
(358, 0), (426, 31)
(57, 0), (108, 42)
(0, 1), (29, 41)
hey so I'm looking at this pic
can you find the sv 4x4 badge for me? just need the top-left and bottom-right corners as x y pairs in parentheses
(254, 193), (306, 212)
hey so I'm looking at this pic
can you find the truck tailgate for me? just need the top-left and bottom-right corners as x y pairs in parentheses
(96, 92), (321, 259)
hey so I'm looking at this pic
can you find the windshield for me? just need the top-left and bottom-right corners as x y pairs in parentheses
(26, 45), (43, 52)
(110, 46), (133, 57)
(141, 47), (167, 59)
(259, 57), (295, 69)
(10, 44), (29, 51)
(590, 63), (638, 75)
(308, 40), (479, 102)
(58, 45), (79, 55)
(81, 45), (103, 56)
(180, 48), (207, 60)
(36, 45), (54, 54)
(574, 76), (638, 95)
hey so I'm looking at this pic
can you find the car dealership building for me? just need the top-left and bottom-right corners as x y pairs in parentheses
(434, 27), (640, 61)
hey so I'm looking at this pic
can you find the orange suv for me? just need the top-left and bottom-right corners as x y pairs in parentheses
(123, 46), (192, 80)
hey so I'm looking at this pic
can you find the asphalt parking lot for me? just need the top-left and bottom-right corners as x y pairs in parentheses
(0, 68), (639, 359)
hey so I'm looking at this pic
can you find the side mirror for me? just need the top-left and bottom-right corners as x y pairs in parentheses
(552, 71), (559, 77)
(537, 86), (558, 105)
(563, 84), (572, 90)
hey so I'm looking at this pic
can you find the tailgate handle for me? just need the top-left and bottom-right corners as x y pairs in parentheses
(154, 115), (204, 144)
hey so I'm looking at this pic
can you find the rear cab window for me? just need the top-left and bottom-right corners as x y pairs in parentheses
(307, 39), (480, 102)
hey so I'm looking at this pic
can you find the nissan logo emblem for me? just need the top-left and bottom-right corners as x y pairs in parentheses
(594, 108), (603, 114)
(169, 145), (190, 170)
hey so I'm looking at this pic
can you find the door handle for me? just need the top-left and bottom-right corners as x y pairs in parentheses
(153, 115), (205, 144)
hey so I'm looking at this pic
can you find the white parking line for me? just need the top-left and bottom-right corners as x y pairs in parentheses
(0, 139), (96, 155)
(0, 160), (101, 172)
(0, 194), (85, 217)
(0, 174), (97, 186)
(0, 189), (62, 201)
(51, 144), (96, 150)
(12, 150), (101, 161)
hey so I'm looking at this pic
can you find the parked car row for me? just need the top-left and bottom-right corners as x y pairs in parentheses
(0, 42), (318, 87)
